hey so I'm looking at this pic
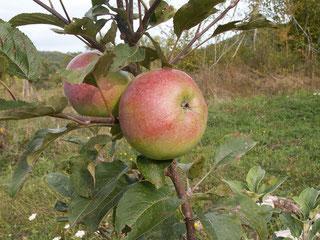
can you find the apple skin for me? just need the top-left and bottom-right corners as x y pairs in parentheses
(119, 68), (208, 160)
(64, 51), (130, 117)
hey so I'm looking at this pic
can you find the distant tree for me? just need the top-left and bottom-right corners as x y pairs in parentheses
(262, 0), (320, 56)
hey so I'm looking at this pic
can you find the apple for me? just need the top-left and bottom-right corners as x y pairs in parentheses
(64, 51), (130, 117)
(119, 68), (208, 160)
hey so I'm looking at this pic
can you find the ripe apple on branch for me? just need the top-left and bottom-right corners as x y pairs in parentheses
(64, 51), (131, 117)
(0, 0), (280, 239)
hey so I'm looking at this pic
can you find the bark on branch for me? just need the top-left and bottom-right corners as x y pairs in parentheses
(133, 0), (161, 44)
(52, 113), (117, 126)
(166, 160), (196, 240)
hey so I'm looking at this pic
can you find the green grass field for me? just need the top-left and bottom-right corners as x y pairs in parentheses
(0, 90), (319, 239)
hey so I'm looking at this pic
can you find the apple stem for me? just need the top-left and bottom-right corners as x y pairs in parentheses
(165, 160), (196, 240)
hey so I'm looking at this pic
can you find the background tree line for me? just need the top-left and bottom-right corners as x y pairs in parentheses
(14, 0), (320, 94)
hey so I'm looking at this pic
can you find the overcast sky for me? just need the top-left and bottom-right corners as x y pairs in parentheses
(1, 1), (96, 52)
(1, 0), (247, 53)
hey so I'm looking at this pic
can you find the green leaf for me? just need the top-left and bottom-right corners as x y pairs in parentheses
(144, 214), (186, 240)
(236, 13), (276, 31)
(188, 156), (206, 179)
(68, 135), (113, 198)
(136, 156), (171, 189)
(173, 0), (222, 37)
(70, 155), (94, 198)
(54, 200), (68, 212)
(200, 212), (242, 240)
(223, 179), (246, 195)
(62, 136), (88, 145)
(211, 21), (241, 37)
(149, 1), (175, 26)
(0, 54), (9, 75)
(69, 161), (129, 230)
(9, 13), (65, 28)
(236, 195), (269, 239)
(46, 172), (74, 198)
(0, 98), (30, 110)
(8, 124), (79, 197)
(64, 51), (114, 86)
(293, 187), (320, 218)
(258, 177), (287, 196)
(140, 47), (159, 69)
(0, 96), (68, 120)
(210, 13), (277, 39)
(71, 177), (129, 231)
(110, 44), (145, 72)
(308, 219), (320, 240)
(177, 157), (206, 180)
(145, 33), (171, 68)
(246, 166), (266, 193)
(92, 0), (106, 6)
(56, 216), (69, 222)
(85, 5), (109, 20)
(83, 51), (115, 86)
(280, 213), (303, 238)
(64, 17), (106, 39)
(115, 182), (181, 240)
(110, 124), (123, 140)
(80, 134), (112, 155)
(214, 133), (257, 167)
(101, 20), (117, 45)
(0, 21), (41, 80)
(62, 52), (99, 85)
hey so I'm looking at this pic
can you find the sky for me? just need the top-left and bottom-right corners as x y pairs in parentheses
(0, 0), (248, 53)
(1, 1), (93, 52)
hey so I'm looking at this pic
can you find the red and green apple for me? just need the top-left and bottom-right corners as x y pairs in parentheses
(64, 51), (130, 117)
(119, 68), (208, 160)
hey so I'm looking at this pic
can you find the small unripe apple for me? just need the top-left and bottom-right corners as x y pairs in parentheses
(64, 51), (130, 117)
(119, 68), (208, 160)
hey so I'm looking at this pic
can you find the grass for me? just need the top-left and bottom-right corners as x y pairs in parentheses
(199, 91), (320, 196)
(0, 90), (319, 239)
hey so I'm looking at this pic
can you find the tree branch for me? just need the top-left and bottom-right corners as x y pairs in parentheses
(133, 0), (161, 44)
(32, 0), (105, 52)
(48, 0), (55, 9)
(128, 0), (134, 30)
(140, 0), (148, 11)
(169, 0), (241, 65)
(0, 79), (17, 101)
(33, 0), (68, 24)
(122, 63), (140, 76)
(117, 0), (124, 9)
(52, 113), (117, 126)
(166, 160), (196, 240)
(168, 35), (181, 62)
(59, 0), (71, 23)
(114, 0), (134, 44)
(137, 0), (142, 26)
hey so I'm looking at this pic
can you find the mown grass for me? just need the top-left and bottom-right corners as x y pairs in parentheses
(0, 90), (319, 239)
